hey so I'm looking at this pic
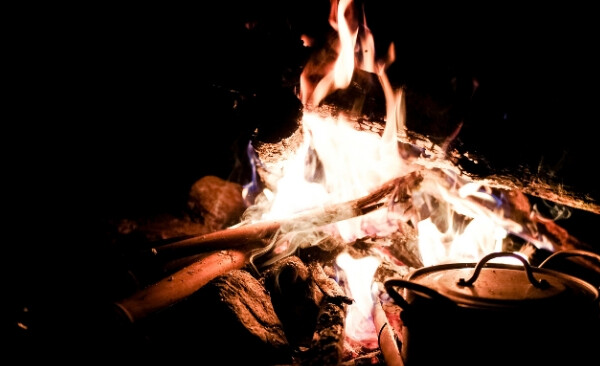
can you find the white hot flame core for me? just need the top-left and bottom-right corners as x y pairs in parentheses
(336, 252), (381, 347)
(260, 111), (409, 242)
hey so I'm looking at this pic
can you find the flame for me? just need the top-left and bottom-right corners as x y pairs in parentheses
(240, 0), (563, 349)
(302, 0), (358, 107)
(251, 0), (410, 242)
(240, 0), (557, 264)
(336, 252), (380, 348)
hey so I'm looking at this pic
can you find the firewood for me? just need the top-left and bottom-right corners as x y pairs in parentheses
(536, 216), (596, 253)
(262, 256), (322, 348)
(187, 175), (247, 231)
(359, 230), (423, 270)
(114, 172), (423, 324)
(152, 171), (423, 258)
(114, 249), (248, 323)
(300, 262), (350, 366)
(301, 301), (347, 366)
(198, 269), (292, 365)
(308, 261), (351, 301)
(142, 268), (293, 365)
(151, 219), (279, 258)
(373, 298), (404, 366)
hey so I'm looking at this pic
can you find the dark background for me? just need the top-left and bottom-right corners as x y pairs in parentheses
(83, 2), (600, 217)
(9, 1), (598, 218)
(6, 0), (599, 359)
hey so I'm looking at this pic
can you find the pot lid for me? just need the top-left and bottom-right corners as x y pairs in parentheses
(409, 252), (599, 309)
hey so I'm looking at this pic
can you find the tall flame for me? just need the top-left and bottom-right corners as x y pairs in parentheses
(242, 0), (560, 347)
(258, 0), (410, 242)
(243, 0), (554, 264)
(302, 0), (358, 107)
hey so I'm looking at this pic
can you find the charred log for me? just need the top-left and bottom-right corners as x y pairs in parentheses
(137, 268), (292, 365)
(187, 175), (247, 232)
(308, 261), (349, 301)
(319, 69), (387, 122)
(359, 230), (423, 270)
(262, 256), (321, 348)
(300, 287), (349, 366)
(197, 269), (291, 364)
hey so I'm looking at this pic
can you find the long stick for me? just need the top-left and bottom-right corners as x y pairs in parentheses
(152, 171), (422, 257)
(373, 299), (404, 366)
(151, 220), (279, 257)
(114, 249), (248, 323)
(114, 172), (422, 323)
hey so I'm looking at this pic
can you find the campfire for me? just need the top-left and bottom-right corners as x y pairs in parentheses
(103, 2), (600, 364)
(13, 1), (599, 365)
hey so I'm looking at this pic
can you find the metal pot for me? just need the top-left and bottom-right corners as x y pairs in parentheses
(384, 251), (600, 366)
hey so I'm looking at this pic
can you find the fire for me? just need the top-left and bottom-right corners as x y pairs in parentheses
(241, 0), (559, 350)
(247, 0), (409, 243)
(261, 111), (408, 241)
(335, 252), (380, 348)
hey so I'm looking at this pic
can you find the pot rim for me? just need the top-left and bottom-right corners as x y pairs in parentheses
(401, 252), (600, 309)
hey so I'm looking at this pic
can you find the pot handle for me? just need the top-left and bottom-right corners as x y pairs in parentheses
(457, 251), (549, 289)
(384, 278), (455, 310)
(538, 249), (600, 269)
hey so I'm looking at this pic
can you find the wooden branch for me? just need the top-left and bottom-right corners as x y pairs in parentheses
(151, 220), (279, 258)
(114, 249), (248, 323)
(152, 171), (423, 258)
(373, 299), (404, 366)
(308, 262), (351, 301)
(305, 302), (346, 365)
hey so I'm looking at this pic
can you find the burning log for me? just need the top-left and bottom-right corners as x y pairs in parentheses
(115, 173), (422, 324)
(262, 256), (322, 348)
(308, 261), (349, 300)
(150, 220), (279, 258)
(373, 298), (404, 366)
(114, 249), (248, 323)
(195, 269), (292, 365)
(300, 266), (351, 366)
(137, 267), (293, 365)
(151, 171), (423, 258)
(304, 301), (347, 365)
(361, 230), (423, 270)
(187, 175), (247, 232)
